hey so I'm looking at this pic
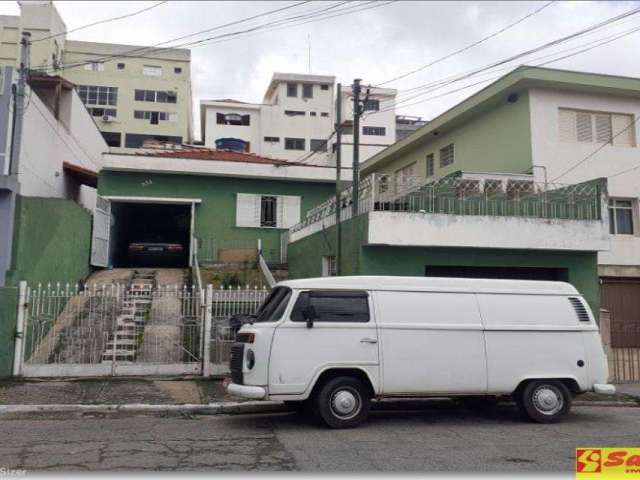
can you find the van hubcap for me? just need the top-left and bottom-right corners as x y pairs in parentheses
(330, 388), (360, 419)
(532, 386), (563, 415)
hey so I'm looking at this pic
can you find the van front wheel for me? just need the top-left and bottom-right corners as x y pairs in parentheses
(518, 380), (572, 423)
(315, 376), (371, 429)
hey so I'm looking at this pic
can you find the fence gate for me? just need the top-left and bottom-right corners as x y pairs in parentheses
(15, 280), (269, 378)
(18, 280), (204, 377)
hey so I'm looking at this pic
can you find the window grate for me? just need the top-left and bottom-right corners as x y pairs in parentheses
(568, 297), (590, 322)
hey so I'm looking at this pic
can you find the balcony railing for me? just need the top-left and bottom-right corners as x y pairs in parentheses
(290, 173), (603, 235)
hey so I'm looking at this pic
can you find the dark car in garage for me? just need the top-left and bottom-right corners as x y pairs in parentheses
(128, 240), (185, 267)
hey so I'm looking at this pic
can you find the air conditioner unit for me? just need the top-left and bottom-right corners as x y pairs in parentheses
(102, 115), (114, 123)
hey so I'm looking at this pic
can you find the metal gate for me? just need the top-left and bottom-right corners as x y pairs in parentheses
(13, 281), (269, 378)
(16, 281), (204, 377)
(90, 196), (111, 268)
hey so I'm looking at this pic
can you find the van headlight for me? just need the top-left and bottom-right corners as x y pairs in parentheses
(246, 349), (255, 370)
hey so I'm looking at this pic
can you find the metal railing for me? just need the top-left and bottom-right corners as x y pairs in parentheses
(290, 173), (603, 235)
(196, 237), (283, 264)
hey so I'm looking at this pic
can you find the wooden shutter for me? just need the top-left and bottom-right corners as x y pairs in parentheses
(236, 193), (260, 227)
(576, 111), (593, 142)
(558, 109), (576, 142)
(612, 113), (636, 147)
(277, 195), (301, 228)
(595, 113), (612, 144)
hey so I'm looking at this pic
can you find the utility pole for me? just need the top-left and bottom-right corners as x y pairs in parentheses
(351, 79), (362, 218)
(10, 31), (30, 176)
(334, 83), (342, 275)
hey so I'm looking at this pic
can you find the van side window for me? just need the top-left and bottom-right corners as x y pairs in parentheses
(291, 290), (369, 323)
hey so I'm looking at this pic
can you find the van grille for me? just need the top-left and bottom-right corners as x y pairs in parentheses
(230, 343), (244, 385)
(568, 297), (590, 322)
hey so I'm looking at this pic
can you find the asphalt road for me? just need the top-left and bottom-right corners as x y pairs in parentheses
(0, 403), (638, 472)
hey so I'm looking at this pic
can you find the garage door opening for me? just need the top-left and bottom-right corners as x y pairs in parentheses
(110, 202), (191, 268)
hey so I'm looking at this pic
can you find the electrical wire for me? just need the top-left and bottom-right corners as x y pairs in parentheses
(32, 1), (169, 43)
(374, 11), (640, 114)
(38, 1), (378, 73)
(374, 0), (556, 87)
(551, 115), (640, 182)
(374, 5), (640, 113)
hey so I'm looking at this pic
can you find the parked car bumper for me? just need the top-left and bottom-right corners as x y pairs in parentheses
(227, 382), (267, 400)
(593, 383), (616, 395)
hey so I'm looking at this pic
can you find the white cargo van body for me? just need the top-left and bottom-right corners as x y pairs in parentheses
(227, 276), (613, 428)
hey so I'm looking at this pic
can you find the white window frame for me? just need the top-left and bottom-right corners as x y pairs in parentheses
(84, 62), (104, 72)
(143, 65), (163, 76)
(608, 198), (635, 236)
(322, 256), (337, 277)
(236, 193), (301, 229)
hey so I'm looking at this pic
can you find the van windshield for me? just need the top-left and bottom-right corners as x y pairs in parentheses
(254, 287), (292, 323)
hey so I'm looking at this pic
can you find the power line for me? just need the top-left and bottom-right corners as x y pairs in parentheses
(36, 0), (314, 72)
(551, 115), (640, 182)
(375, 7), (640, 113)
(41, 1), (388, 74)
(32, 1), (169, 43)
(374, 0), (556, 87)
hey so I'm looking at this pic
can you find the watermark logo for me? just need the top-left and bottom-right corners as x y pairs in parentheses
(577, 448), (640, 478)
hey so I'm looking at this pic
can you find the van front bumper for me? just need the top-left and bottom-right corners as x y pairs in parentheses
(227, 382), (267, 400)
(593, 383), (616, 395)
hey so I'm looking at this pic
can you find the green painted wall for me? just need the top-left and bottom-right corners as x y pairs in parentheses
(288, 217), (600, 315)
(0, 286), (18, 378)
(98, 171), (337, 262)
(5, 196), (92, 287)
(288, 215), (369, 278)
(374, 91), (533, 179)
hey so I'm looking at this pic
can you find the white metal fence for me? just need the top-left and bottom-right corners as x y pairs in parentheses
(13, 281), (269, 378)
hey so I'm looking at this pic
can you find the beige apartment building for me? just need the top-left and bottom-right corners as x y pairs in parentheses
(0, 1), (192, 151)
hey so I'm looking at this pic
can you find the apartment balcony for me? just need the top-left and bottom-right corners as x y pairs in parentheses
(289, 172), (610, 253)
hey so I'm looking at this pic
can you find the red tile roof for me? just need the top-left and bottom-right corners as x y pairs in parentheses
(137, 148), (308, 166)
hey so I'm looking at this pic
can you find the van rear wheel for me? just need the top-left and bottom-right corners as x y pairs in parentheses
(518, 380), (572, 423)
(315, 376), (371, 429)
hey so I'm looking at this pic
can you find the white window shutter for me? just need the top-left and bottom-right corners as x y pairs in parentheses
(612, 113), (636, 147)
(576, 111), (593, 142)
(236, 193), (260, 227)
(558, 109), (576, 142)
(277, 195), (301, 228)
(594, 113), (612, 144)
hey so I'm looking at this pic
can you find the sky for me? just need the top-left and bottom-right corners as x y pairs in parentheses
(2, 1), (640, 140)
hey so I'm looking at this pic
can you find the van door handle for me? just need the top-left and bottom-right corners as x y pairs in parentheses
(360, 338), (378, 344)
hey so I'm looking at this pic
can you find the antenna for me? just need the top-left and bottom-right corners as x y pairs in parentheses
(307, 34), (311, 74)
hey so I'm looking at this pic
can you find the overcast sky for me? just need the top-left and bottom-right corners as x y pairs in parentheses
(3, 1), (640, 139)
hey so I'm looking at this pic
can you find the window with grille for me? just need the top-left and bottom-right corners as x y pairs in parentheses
(287, 83), (298, 97)
(439, 143), (454, 167)
(609, 199), (634, 235)
(363, 126), (385, 136)
(261, 196), (277, 227)
(134, 111), (176, 123)
(559, 108), (636, 147)
(264, 136), (280, 143)
(322, 256), (337, 277)
(88, 107), (116, 117)
(320, 84), (329, 90)
(284, 110), (305, 117)
(363, 99), (380, 111)
(426, 153), (434, 177)
(310, 139), (327, 152)
(302, 84), (313, 99)
(285, 138), (305, 150)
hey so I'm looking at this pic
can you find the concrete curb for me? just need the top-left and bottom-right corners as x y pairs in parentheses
(0, 401), (287, 415)
(0, 399), (636, 415)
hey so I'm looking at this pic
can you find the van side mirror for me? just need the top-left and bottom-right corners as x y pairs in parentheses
(303, 305), (317, 329)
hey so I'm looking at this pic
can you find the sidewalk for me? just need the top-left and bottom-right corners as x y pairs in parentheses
(0, 378), (637, 414)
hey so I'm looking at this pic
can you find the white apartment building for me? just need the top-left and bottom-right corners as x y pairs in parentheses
(200, 73), (399, 165)
(0, 1), (193, 151)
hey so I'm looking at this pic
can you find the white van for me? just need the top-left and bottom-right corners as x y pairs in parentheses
(227, 276), (615, 428)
